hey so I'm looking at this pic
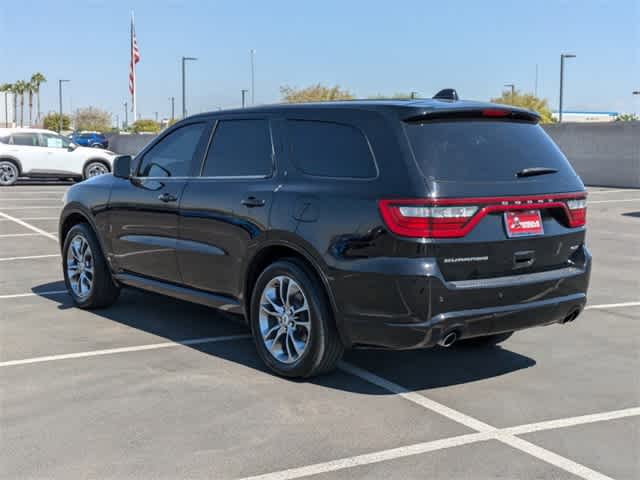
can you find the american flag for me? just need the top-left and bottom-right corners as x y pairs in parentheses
(129, 15), (140, 97)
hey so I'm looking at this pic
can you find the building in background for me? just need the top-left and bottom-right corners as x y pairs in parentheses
(551, 111), (618, 123)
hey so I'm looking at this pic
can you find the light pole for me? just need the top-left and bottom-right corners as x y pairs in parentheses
(182, 56), (197, 118)
(558, 53), (576, 123)
(169, 96), (175, 121)
(241, 89), (248, 108)
(250, 49), (256, 105)
(154, 112), (158, 123)
(58, 79), (70, 132)
(504, 83), (515, 104)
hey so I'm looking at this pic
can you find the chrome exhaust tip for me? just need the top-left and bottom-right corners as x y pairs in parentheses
(438, 331), (458, 348)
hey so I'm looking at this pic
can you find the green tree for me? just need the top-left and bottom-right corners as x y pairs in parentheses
(30, 73), (46, 125)
(490, 90), (554, 123)
(43, 112), (71, 131)
(74, 107), (111, 132)
(14, 80), (27, 127)
(0, 83), (12, 127)
(615, 113), (638, 122)
(131, 119), (161, 133)
(280, 84), (354, 103)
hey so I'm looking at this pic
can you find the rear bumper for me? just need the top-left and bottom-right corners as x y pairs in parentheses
(332, 245), (591, 349)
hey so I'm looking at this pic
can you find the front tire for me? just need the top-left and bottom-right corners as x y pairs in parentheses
(0, 160), (18, 186)
(62, 223), (120, 309)
(83, 161), (109, 179)
(250, 259), (344, 378)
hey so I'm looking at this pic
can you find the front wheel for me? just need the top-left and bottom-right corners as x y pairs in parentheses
(62, 223), (120, 309)
(250, 259), (344, 378)
(84, 161), (109, 179)
(0, 160), (18, 186)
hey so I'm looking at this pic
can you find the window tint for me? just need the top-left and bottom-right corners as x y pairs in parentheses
(11, 133), (39, 146)
(41, 133), (70, 148)
(288, 120), (377, 178)
(404, 121), (574, 181)
(137, 123), (206, 177)
(202, 120), (272, 177)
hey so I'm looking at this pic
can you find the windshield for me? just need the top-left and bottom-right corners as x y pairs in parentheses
(404, 121), (575, 182)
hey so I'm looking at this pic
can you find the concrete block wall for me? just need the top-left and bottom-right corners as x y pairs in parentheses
(543, 122), (640, 188)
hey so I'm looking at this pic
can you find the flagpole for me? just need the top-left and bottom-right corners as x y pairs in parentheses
(131, 11), (137, 123)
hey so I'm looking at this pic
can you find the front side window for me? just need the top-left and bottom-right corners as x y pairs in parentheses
(202, 119), (273, 177)
(10, 133), (39, 146)
(41, 133), (70, 148)
(287, 120), (377, 178)
(137, 123), (207, 178)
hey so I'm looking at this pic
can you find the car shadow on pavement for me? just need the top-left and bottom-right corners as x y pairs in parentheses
(621, 211), (640, 218)
(33, 281), (536, 393)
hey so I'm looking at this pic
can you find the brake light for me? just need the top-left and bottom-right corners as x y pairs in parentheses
(566, 198), (587, 227)
(378, 200), (478, 238)
(482, 108), (510, 117)
(379, 193), (587, 239)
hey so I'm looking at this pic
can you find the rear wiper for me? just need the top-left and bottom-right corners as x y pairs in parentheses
(516, 167), (558, 178)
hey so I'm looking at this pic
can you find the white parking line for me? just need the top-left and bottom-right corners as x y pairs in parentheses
(4, 216), (58, 220)
(0, 254), (59, 262)
(0, 211), (58, 241)
(0, 334), (250, 367)
(0, 232), (57, 238)
(586, 301), (640, 310)
(0, 206), (61, 209)
(589, 198), (640, 204)
(0, 290), (67, 299)
(336, 362), (616, 480)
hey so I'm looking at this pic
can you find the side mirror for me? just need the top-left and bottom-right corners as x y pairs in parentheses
(113, 155), (132, 179)
(67, 143), (78, 151)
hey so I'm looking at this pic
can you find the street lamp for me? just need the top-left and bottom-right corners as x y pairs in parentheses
(633, 91), (640, 95)
(250, 49), (256, 105)
(558, 54), (576, 123)
(241, 89), (248, 108)
(504, 83), (515, 104)
(169, 96), (175, 121)
(58, 79), (70, 132)
(181, 56), (198, 118)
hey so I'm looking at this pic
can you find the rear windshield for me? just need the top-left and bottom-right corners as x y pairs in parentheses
(404, 121), (574, 181)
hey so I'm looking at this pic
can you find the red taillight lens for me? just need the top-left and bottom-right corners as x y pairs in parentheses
(482, 108), (510, 117)
(566, 198), (587, 227)
(378, 200), (478, 238)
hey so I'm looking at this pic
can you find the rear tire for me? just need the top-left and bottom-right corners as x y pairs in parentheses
(456, 331), (513, 348)
(62, 223), (120, 309)
(249, 258), (344, 378)
(83, 161), (109, 179)
(0, 160), (18, 186)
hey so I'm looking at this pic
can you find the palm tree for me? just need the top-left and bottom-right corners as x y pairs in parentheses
(14, 80), (27, 127)
(9, 83), (19, 126)
(26, 81), (36, 126)
(30, 73), (46, 125)
(0, 83), (12, 127)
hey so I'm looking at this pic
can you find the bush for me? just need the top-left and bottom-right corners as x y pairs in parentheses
(74, 107), (111, 132)
(131, 119), (161, 133)
(280, 84), (354, 103)
(43, 112), (71, 131)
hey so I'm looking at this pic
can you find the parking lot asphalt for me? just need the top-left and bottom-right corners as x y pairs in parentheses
(1, 183), (638, 480)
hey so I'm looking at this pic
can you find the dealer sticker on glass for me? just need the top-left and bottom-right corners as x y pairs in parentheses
(504, 210), (544, 237)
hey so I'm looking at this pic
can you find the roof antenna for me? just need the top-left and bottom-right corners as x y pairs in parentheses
(433, 89), (459, 101)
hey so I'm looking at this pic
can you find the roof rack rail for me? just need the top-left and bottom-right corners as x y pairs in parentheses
(433, 89), (459, 101)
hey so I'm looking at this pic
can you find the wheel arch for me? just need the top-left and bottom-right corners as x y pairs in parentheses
(0, 155), (23, 175)
(82, 158), (111, 176)
(58, 205), (109, 261)
(243, 240), (350, 348)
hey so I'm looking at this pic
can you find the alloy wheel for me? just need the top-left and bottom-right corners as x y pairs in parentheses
(86, 163), (108, 177)
(0, 162), (17, 185)
(66, 234), (94, 299)
(258, 275), (311, 364)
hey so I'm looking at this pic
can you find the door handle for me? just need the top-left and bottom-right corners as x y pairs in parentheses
(158, 192), (178, 203)
(241, 196), (266, 208)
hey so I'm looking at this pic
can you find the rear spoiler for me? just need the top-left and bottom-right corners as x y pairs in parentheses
(404, 108), (540, 124)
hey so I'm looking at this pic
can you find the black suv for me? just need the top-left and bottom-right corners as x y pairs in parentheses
(59, 96), (591, 377)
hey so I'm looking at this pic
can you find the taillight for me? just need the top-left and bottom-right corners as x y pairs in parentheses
(379, 193), (587, 239)
(378, 200), (478, 238)
(566, 198), (587, 227)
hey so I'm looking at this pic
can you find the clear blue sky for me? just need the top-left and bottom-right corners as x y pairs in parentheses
(1, 0), (638, 121)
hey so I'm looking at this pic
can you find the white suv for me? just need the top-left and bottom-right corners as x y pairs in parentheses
(0, 128), (116, 186)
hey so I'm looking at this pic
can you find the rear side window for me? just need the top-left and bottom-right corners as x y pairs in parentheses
(137, 123), (207, 177)
(10, 133), (39, 146)
(287, 120), (377, 178)
(202, 119), (272, 177)
(404, 121), (575, 181)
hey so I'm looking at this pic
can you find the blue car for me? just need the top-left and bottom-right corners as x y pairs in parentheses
(69, 131), (108, 149)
